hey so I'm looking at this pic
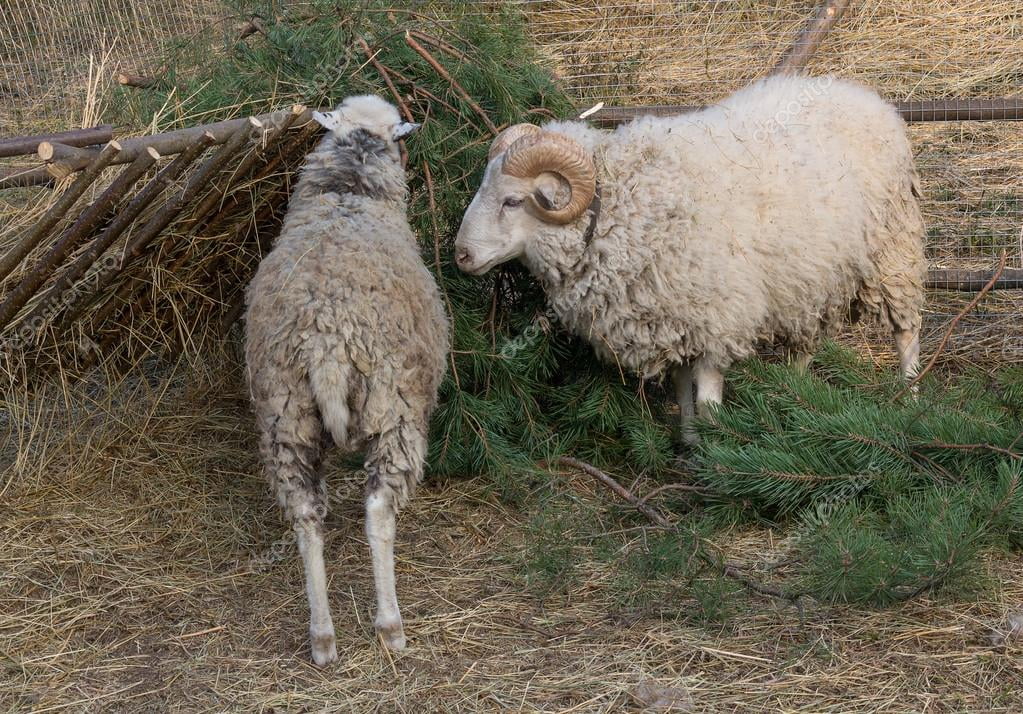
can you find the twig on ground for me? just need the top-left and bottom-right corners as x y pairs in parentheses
(555, 456), (799, 604)
(893, 251), (1007, 401)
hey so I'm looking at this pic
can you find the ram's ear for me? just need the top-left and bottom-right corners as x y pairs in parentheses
(531, 173), (568, 212)
(312, 110), (343, 131)
(391, 122), (421, 141)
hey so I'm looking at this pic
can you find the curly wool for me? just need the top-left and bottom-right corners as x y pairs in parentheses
(522, 75), (926, 376)
(244, 121), (449, 519)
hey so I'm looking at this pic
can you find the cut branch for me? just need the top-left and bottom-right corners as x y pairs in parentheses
(34, 106), (314, 175)
(0, 147), (161, 331)
(28, 140), (211, 334)
(39, 142), (100, 179)
(893, 251), (1008, 401)
(770, 0), (853, 75)
(0, 165), (53, 189)
(555, 457), (798, 603)
(115, 72), (160, 88)
(404, 31), (498, 136)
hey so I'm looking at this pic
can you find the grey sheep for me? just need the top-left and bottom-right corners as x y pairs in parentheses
(454, 75), (926, 442)
(244, 96), (449, 665)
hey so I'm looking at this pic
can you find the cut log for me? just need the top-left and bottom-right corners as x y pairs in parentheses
(116, 72), (159, 88)
(39, 142), (101, 179)
(0, 124), (113, 158)
(0, 142), (122, 285)
(77, 128), (253, 331)
(0, 147), (161, 331)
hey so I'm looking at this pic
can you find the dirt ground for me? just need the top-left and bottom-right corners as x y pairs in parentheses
(1, 358), (1021, 713)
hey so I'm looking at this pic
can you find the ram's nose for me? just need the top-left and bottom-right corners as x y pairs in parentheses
(455, 248), (473, 270)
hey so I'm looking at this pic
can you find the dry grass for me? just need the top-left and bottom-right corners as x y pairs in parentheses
(2, 353), (1022, 712)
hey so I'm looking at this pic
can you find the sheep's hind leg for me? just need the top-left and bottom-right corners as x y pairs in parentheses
(788, 350), (813, 373)
(671, 362), (697, 446)
(258, 390), (337, 666)
(364, 423), (426, 651)
(894, 327), (921, 383)
(694, 361), (724, 419)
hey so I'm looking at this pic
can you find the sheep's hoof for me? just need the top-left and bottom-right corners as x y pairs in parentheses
(310, 631), (338, 666)
(376, 619), (407, 651)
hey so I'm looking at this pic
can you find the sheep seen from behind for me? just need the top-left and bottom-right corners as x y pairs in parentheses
(244, 96), (449, 664)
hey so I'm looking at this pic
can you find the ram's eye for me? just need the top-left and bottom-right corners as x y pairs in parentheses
(502, 197), (523, 208)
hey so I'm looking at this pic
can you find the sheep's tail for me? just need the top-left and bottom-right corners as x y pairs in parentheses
(308, 359), (352, 447)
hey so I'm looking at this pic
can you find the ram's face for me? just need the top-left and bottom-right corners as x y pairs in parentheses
(454, 162), (556, 275)
(455, 125), (596, 275)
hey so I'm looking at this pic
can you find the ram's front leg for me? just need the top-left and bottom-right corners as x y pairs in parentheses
(694, 361), (724, 420)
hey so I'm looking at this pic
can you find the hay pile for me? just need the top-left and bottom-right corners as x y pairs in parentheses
(1, 357), (1021, 710)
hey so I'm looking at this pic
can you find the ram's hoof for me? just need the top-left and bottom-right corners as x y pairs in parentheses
(376, 619), (407, 651)
(311, 631), (338, 666)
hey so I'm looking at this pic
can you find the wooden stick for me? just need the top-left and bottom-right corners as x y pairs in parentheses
(34, 106), (314, 175)
(407, 30), (468, 62)
(0, 142), (122, 284)
(586, 98), (1023, 127)
(184, 116), (320, 239)
(0, 147), (160, 331)
(0, 165), (53, 189)
(404, 31), (498, 136)
(0, 125), (113, 158)
(115, 72), (159, 89)
(28, 140), (211, 333)
(893, 252), (1008, 401)
(236, 16), (266, 40)
(926, 267), (1023, 291)
(770, 0), (853, 75)
(185, 107), (304, 234)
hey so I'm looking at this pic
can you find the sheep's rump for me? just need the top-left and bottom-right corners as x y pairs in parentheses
(244, 199), (449, 449)
(572, 75), (926, 373)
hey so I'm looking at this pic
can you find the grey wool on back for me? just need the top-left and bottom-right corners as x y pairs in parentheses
(243, 96), (448, 665)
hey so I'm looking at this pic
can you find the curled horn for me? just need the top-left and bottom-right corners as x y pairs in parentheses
(501, 132), (596, 225)
(488, 123), (541, 161)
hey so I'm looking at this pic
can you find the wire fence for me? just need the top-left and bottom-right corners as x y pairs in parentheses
(1, 0), (1021, 360)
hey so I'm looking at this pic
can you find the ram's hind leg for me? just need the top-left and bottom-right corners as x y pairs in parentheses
(364, 421), (426, 651)
(694, 361), (724, 419)
(671, 362), (697, 446)
(257, 384), (336, 666)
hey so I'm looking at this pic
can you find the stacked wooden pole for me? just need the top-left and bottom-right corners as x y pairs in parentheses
(0, 106), (321, 369)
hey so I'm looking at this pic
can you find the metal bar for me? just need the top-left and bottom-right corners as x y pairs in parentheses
(926, 268), (1023, 292)
(586, 98), (1023, 126)
(0, 124), (113, 158)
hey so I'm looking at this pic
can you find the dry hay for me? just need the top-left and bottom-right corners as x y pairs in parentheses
(1, 359), (1022, 712)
